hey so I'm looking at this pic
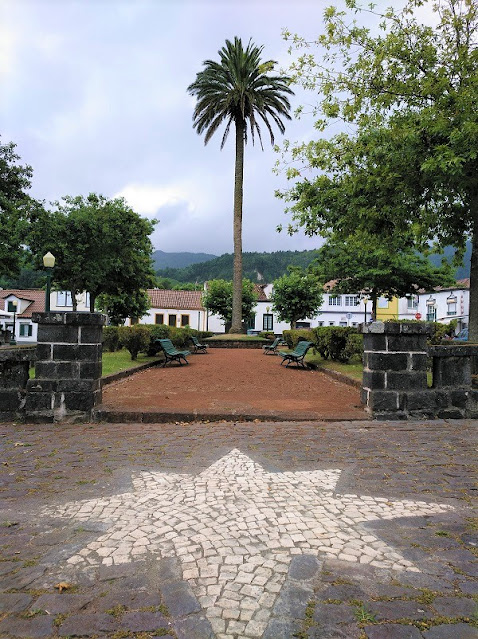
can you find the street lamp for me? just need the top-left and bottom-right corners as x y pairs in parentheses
(43, 252), (56, 312)
(9, 301), (17, 345)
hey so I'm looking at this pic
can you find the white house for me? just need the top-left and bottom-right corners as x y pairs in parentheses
(0, 289), (91, 343)
(415, 279), (469, 331)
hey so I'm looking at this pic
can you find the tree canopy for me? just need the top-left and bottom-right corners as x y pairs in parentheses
(188, 36), (293, 332)
(28, 194), (156, 310)
(278, 0), (478, 333)
(314, 233), (455, 316)
(202, 279), (258, 327)
(0, 138), (41, 278)
(271, 267), (323, 328)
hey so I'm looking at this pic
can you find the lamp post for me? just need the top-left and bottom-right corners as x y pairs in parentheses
(43, 252), (56, 313)
(9, 301), (17, 345)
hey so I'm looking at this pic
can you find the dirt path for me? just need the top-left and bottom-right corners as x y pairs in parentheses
(102, 348), (366, 420)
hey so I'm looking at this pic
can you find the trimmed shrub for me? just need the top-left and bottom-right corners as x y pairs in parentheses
(313, 326), (359, 362)
(141, 325), (214, 355)
(103, 326), (121, 352)
(282, 329), (315, 349)
(118, 325), (151, 361)
(342, 333), (364, 362)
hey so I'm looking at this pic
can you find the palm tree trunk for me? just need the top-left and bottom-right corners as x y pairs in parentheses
(468, 192), (478, 341)
(230, 118), (245, 333)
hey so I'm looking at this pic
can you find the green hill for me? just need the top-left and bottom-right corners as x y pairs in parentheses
(156, 250), (321, 283)
(152, 250), (217, 270)
(156, 243), (471, 285)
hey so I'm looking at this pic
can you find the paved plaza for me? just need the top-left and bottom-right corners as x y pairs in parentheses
(0, 419), (477, 638)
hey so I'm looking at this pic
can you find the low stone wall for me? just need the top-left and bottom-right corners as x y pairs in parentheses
(25, 312), (105, 423)
(0, 346), (36, 421)
(362, 322), (478, 419)
(205, 339), (269, 349)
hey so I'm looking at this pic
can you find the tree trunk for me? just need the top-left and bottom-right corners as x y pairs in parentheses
(71, 291), (77, 312)
(230, 118), (245, 333)
(90, 294), (96, 313)
(371, 290), (378, 321)
(291, 320), (297, 329)
(468, 193), (478, 341)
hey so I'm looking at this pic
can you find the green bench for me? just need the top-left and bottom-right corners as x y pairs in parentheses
(279, 340), (313, 368)
(157, 338), (190, 367)
(189, 335), (208, 353)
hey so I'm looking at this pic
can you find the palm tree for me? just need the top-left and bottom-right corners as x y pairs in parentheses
(188, 37), (293, 333)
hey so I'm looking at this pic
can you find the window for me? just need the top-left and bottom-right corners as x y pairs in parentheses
(7, 301), (17, 312)
(296, 321), (310, 329)
(57, 291), (72, 307)
(329, 295), (341, 306)
(378, 297), (389, 309)
(329, 321), (335, 326)
(407, 296), (419, 309)
(263, 314), (273, 331)
(84, 292), (90, 309)
(19, 323), (32, 337)
(426, 307), (437, 322)
(181, 314), (190, 327)
(168, 314), (177, 327)
(155, 314), (164, 324)
(447, 295), (457, 316)
(352, 322), (357, 327)
(339, 321), (347, 327)
(247, 314), (256, 330)
(345, 296), (359, 306)
(318, 321), (324, 327)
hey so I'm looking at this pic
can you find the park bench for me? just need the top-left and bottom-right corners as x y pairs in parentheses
(279, 340), (313, 368)
(262, 336), (282, 355)
(157, 338), (190, 367)
(189, 335), (208, 353)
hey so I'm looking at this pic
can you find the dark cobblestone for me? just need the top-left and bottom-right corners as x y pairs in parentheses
(422, 623), (478, 638)
(364, 625), (423, 638)
(0, 614), (54, 638)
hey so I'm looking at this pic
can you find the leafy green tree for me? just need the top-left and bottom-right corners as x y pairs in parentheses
(28, 194), (156, 311)
(314, 233), (455, 317)
(279, 0), (478, 335)
(202, 279), (258, 327)
(271, 267), (323, 329)
(0, 138), (42, 278)
(118, 325), (150, 361)
(188, 37), (293, 333)
(96, 290), (151, 326)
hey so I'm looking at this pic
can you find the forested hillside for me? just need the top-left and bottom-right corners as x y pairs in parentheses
(156, 250), (321, 283)
(152, 250), (217, 270)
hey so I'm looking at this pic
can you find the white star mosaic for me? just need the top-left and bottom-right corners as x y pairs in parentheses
(42, 449), (453, 638)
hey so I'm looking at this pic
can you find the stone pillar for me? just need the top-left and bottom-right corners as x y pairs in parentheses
(25, 312), (105, 422)
(362, 322), (430, 419)
(0, 347), (36, 421)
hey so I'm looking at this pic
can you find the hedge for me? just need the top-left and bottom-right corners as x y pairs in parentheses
(103, 324), (213, 358)
(282, 327), (362, 363)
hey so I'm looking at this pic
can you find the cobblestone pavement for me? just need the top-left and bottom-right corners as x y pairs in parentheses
(0, 420), (477, 639)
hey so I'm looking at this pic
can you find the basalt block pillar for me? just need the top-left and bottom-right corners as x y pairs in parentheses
(362, 321), (431, 419)
(25, 312), (105, 422)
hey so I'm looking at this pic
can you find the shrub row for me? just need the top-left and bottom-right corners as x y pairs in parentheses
(103, 325), (213, 360)
(282, 327), (362, 363)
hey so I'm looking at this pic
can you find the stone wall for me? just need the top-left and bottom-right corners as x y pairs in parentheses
(362, 322), (478, 419)
(24, 312), (105, 422)
(0, 346), (35, 421)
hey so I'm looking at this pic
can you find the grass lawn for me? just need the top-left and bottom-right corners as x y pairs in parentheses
(101, 349), (159, 377)
(306, 353), (363, 382)
(206, 334), (264, 342)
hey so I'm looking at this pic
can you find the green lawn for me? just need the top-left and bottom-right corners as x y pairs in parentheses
(101, 349), (159, 377)
(206, 334), (264, 342)
(306, 353), (363, 381)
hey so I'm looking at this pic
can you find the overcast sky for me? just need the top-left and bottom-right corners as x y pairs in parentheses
(2, 0), (431, 257)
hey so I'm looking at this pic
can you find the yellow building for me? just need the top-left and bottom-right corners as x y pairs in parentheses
(375, 296), (399, 321)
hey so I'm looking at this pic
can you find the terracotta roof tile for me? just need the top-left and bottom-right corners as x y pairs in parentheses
(147, 289), (204, 310)
(0, 289), (45, 317)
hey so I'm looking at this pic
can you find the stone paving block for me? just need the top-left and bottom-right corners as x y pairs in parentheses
(57, 612), (118, 636)
(0, 615), (55, 638)
(0, 593), (33, 613)
(432, 596), (477, 618)
(262, 618), (302, 639)
(32, 593), (92, 614)
(370, 599), (434, 620)
(90, 590), (161, 613)
(160, 581), (201, 617)
(119, 611), (169, 631)
(271, 583), (314, 619)
(422, 623), (478, 638)
(312, 602), (356, 625)
(307, 623), (362, 638)
(288, 554), (322, 581)
(174, 613), (215, 639)
(364, 624), (423, 638)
